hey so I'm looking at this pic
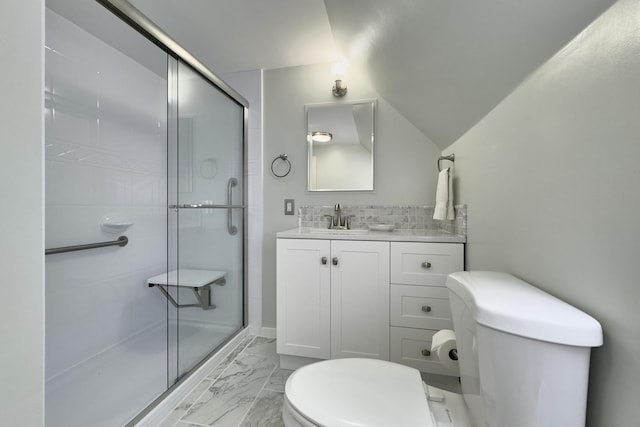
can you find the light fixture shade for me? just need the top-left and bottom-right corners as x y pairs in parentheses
(311, 131), (333, 143)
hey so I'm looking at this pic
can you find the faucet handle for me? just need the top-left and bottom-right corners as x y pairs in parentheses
(345, 215), (356, 229)
(324, 215), (334, 229)
(334, 203), (341, 211)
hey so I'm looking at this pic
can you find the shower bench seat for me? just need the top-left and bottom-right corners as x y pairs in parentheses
(147, 269), (226, 310)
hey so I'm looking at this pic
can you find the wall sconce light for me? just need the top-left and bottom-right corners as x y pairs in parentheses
(332, 80), (347, 97)
(311, 131), (333, 143)
(331, 62), (348, 97)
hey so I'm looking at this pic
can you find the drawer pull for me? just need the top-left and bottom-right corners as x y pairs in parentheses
(421, 305), (432, 313)
(421, 261), (432, 269)
(332, 257), (339, 266)
(321, 257), (327, 265)
(421, 349), (431, 357)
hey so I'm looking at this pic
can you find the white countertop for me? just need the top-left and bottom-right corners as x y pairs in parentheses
(276, 227), (466, 243)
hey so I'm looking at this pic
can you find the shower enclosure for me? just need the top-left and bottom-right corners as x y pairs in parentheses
(44, 1), (247, 425)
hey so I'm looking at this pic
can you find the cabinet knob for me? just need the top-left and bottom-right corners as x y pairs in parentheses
(321, 257), (327, 265)
(421, 349), (431, 357)
(421, 305), (432, 313)
(421, 261), (432, 269)
(332, 257), (339, 266)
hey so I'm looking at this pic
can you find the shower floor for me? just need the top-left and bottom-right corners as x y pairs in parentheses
(45, 321), (237, 427)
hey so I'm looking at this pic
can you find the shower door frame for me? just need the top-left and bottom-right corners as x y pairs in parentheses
(95, 0), (250, 422)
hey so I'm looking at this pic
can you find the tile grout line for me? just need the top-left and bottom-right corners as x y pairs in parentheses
(170, 336), (258, 427)
(169, 379), (214, 427)
(234, 358), (280, 427)
(175, 420), (210, 427)
(207, 335), (257, 382)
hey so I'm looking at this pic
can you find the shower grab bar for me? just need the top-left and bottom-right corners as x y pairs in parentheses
(169, 204), (246, 209)
(227, 178), (238, 235)
(45, 236), (128, 255)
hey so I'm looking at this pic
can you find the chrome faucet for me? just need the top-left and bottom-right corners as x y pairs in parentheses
(334, 203), (343, 228)
(325, 203), (350, 229)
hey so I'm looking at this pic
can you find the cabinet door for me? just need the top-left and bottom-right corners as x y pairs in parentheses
(330, 240), (390, 360)
(277, 239), (330, 359)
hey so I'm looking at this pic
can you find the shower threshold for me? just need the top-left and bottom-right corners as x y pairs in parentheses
(45, 321), (236, 427)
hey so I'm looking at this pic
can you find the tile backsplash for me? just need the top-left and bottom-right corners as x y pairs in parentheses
(298, 204), (467, 236)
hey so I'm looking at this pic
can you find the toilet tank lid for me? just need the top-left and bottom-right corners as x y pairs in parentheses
(446, 271), (603, 347)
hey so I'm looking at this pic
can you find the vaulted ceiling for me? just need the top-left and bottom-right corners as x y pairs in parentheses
(52, 0), (617, 148)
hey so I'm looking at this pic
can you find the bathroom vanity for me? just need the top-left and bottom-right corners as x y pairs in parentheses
(276, 228), (464, 374)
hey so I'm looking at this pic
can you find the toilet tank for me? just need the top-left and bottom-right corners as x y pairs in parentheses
(446, 271), (602, 427)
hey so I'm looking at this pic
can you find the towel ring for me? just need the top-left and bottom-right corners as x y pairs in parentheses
(271, 154), (291, 178)
(438, 154), (455, 171)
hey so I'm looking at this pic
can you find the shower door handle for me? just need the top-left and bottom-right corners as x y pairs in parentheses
(227, 178), (238, 235)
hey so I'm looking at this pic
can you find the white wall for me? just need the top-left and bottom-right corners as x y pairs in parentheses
(0, 1), (45, 425)
(446, 1), (640, 425)
(262, 62), (442, 327)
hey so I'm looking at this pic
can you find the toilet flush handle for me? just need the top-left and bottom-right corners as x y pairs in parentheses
(422, 261), (432, 269)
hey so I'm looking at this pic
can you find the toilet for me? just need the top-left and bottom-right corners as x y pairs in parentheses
(282, 271), (603, 427)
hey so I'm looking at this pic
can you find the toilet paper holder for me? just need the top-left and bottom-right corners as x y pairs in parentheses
(422, 348), (458, 360)
(431, 329), (460, 372)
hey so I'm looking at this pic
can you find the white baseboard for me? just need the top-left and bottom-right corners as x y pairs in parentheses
(134, 328), (250, 427)
(248, 325), (276, 338)
(279, 354), (322, 370)
(259, 327), (276, 338)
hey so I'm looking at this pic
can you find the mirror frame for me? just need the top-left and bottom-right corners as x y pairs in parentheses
(306, 99), (376, 192)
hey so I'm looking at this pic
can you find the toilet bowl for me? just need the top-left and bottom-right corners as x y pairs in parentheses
(282, 358), (471, 427)
(281, 272), (603, 427)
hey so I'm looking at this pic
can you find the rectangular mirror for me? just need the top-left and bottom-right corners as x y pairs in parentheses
(306, 99), (376, 191)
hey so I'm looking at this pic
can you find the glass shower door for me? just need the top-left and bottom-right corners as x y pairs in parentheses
(44, 4), (171, 426)
(171, 60), (246, 379)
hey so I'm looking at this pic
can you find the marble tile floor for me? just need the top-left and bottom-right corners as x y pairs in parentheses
(158, 336), (292, 427)
(156, 335), (462, 427)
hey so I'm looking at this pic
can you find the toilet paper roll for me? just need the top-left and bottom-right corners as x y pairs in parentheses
(431, 329), (459, 374)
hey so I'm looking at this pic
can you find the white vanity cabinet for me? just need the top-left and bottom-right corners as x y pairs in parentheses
(276, 239), (390, 363)
(330, 240), (390, 360)
(276, 239), (331, 359)
(276, 230), (464, 374)
(389, 242), (464, 374)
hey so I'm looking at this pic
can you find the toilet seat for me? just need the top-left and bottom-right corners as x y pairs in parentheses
(283, 358), (435, 427)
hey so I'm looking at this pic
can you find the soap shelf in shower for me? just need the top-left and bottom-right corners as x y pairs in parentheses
(147, 269), (226, 310)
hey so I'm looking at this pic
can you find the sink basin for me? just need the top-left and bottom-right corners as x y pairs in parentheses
(308, 228), (369, 235)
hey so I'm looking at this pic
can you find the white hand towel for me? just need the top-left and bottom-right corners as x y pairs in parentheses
(433, 167), (455, 220)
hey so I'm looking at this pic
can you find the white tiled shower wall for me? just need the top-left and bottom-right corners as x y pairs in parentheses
(44, 10), (264, 380)
(44, 9), (168, 379)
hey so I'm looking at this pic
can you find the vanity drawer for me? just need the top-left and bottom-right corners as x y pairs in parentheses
(391, 242), (463, 286)
(390, 327), (452, 375)
(390, 285), (453, 330)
